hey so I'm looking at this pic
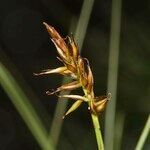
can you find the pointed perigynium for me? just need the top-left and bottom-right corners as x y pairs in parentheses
(46, 81), (81, 95)
(34, 22), (110, 118)
(90, 93), (111, 115)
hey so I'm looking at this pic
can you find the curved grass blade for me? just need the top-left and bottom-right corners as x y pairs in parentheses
(0, 62), (54, 150)
(135, 115), (150, 150)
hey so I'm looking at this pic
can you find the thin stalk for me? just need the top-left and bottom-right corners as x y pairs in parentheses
(135, 115), (150, 150)
(84, 90), (104, 150)
(91, 113), (104, 150)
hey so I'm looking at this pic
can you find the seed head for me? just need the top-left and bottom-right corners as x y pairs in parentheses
(34, 23), (110, 118)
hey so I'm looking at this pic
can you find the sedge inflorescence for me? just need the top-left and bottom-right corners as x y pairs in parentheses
(34, 22), (111, 118)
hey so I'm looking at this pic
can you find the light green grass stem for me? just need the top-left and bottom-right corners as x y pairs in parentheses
(91, 114), (104, 150)
(114, 112), (125, 150)
(105, 0), (122, 149)
(0, 62), (54, 150)
(135, 115), (150, 150)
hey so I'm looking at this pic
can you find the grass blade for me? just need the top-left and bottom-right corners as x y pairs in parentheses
(135, 115), (150, 150)
(114, 112), (125, 150)
(104, 0), (122, 149)
(0, 62), (54, 150)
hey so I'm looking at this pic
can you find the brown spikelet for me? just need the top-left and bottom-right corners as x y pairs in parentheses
(34, 66), (67, 76)
(46, 81), (81, 95)
(67, 35), (79, 61)
(35, 23), (110, 117)
(63, 100), (83, 119)
(59, 94), (88, 102)
(86, 64), (94, 94)
(78, 57), (88, 87)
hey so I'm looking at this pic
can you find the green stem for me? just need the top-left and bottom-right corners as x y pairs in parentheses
(135, 115), (150, 150)
(91, 113), (104, 150)
(84, 90), (104, 150)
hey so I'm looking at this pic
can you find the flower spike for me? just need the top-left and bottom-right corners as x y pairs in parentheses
(35, 23), (110, 118)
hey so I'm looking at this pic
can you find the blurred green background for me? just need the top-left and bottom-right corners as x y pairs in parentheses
(0, 0), (149, 150)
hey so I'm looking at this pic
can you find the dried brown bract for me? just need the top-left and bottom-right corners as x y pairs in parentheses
(34, 22), (111, 118)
